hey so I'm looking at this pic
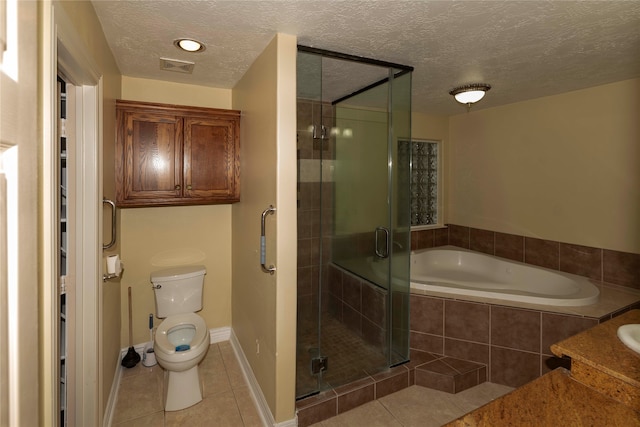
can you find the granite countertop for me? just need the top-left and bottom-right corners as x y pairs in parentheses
(445, 309), (640, 425)
(444, 368), (640, 426)
(551, 309), (640, 388)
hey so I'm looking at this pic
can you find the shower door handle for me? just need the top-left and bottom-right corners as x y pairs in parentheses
(260, 205), (276, 274)
(375, 226), (390, 259)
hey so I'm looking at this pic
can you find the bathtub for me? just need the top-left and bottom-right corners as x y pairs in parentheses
(410, 246), (599, 306)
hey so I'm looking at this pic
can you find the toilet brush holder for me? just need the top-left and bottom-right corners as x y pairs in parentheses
(142, 343), (157, 367)
(142, 313), (157, 367)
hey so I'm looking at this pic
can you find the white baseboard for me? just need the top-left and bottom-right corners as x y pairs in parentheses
(103, 351), (123, 427)
(210, 326), (232, 343)
(229, 331), (273, 426)
(229, 330), (298, 427)
(274, 416), (299, 427)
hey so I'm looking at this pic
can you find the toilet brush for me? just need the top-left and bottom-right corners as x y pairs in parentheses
(142, 313), (157, 367)
(121, 287), (141, 368)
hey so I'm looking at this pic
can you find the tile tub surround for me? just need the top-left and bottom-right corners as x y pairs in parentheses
(410, 223), (640, 388)
(448, 310), (640, 426)
(412, 224), (640, 291)
(414, 356), (487, 394)
(409, 293), (640, 388)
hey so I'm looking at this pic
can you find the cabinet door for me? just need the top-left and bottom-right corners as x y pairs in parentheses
(121, 111), (183, 203)
(184, 116), (240, 202)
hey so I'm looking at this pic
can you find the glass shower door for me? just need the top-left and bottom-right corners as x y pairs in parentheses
(389, 70), (412, 365)
(296, 51), (324, 398)
(296, 48), (412, 399)
(332, 67), (412, 369)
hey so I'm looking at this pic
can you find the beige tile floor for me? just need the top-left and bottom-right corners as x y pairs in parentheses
(112, 341), (263, 426)
(310, 383), (514, 427)
(113, 340), (512, 427)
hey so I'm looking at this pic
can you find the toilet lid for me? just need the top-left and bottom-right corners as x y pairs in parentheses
(155, 313), (207, 355)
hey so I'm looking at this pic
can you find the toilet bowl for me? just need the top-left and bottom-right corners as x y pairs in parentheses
(154, 312), (210, 411)
(151, 265), (208, 411)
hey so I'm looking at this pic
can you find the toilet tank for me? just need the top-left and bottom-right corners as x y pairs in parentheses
(151, 265), (206, 318)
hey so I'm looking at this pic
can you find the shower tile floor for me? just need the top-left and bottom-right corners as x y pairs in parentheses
(297, 314), (389, 396)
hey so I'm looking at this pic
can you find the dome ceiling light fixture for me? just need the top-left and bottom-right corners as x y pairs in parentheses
(449, 83), (491, 111)
(174, 38), (206, 53)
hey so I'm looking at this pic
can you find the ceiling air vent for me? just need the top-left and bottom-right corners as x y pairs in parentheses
(159, 57), (195, 74)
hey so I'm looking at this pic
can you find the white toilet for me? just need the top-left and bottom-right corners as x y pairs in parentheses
(151, 265), (210, 411)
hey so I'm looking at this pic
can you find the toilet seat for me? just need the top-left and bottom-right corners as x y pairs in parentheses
(154, 313), (208, 360)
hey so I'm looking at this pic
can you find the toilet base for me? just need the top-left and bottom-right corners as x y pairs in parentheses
(163, 365), (203, 411)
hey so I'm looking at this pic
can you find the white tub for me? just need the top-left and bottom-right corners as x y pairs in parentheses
(411, 246), (599, 306)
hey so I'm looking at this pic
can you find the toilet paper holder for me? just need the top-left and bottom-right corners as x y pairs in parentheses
(103, 264), (124, 282)
(103, 255), (124, 282)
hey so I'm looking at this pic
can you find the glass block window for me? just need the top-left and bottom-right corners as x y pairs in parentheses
(410, 140), (439, 226)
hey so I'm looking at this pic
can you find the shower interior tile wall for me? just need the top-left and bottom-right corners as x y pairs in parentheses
(410, 224), (640, 388)
(326, 264), (388, 350)
(297, 99), (336, 328)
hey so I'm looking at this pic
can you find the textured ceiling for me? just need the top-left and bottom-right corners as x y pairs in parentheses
(91, 0), (640, 115)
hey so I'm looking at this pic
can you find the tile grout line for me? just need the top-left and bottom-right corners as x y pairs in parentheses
(488, 305), (492, 382)
(600, 248), (604, 283)
(539, 311), (543, 377)
(376, 396), (403, 426)
(442, 298), (446, 355)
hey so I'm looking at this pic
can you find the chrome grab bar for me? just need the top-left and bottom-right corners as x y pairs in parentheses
(103, 199), (116, 250)
(260, 205), (276, 274)
(375, 226), (390, 259)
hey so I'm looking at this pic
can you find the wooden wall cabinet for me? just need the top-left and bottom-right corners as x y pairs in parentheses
(115, 100), (240, 207)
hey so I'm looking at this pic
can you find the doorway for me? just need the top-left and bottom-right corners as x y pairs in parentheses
(57, 74), (75, 426)
(43, 6), (104, 422)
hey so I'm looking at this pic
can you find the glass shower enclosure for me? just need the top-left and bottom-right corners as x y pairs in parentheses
(296, 46), (412, 399)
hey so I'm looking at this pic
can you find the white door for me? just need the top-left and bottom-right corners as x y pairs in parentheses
(0, 0), (40, 425)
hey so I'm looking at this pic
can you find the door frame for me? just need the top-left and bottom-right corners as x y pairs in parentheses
(42, 2), (103, 425)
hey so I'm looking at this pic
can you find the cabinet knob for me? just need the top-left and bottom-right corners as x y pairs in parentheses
(175, 185), (181, 190)
(187, 185), (192, 190)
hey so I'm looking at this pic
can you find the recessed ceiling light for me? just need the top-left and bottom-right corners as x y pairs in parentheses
(174, 38), (206, 53)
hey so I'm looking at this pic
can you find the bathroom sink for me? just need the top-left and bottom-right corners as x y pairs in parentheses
(617, 324), (640, 355)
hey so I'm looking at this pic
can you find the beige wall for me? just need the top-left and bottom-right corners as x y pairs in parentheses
(55, 0), (123, 419)
(273, 34), (298, 422)
(119, 77), (234, 346)
(412, 112), (449, 142)
(448, 78), (640, 254)
(231, 33), (297, 423)
(121, 76), (232, 108)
